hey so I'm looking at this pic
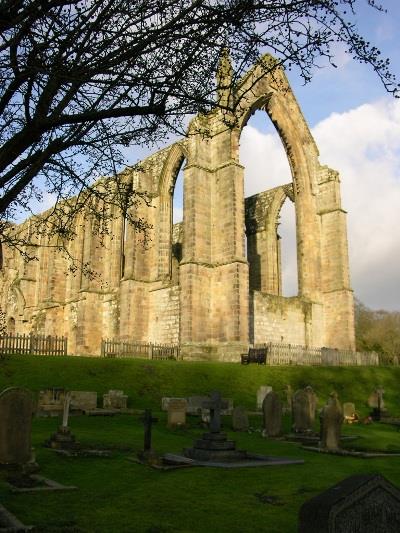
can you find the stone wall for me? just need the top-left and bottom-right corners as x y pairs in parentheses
(0, 55), (356, 358)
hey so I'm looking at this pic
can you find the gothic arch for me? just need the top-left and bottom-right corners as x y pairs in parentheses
(157, 142), (188, 280)
(235, 60), (322, 299)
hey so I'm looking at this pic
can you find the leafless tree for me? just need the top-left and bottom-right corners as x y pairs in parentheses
(0, 0), (398, 255)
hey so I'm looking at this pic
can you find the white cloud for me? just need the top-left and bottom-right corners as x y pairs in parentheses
(240, 98), (400, 310)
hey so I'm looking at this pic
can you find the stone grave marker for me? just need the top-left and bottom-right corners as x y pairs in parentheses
(137, 409), (158, 464)
(298, 474), (400, 533)
(292, 387), (315, 433)
(46, 392), (78, 450)
(0, 387), (34, 467)
(343, 402), (358, 424)
(257, 385), (272, 410)
(70, 391), (97, 411)
(305, 386), (317, 426)
(167, 399), (187, 428)
(285, 384), (293, 413)
(103, 390), (128, 409)
(186, 396), (210, 415)
(37, 387), (66, 416)
(162, 397), (186, 411)
(262, 391), (282, 437)
(368, 388), (385, 410)
(320, 392), (343, 451)
(232, 406), (249, 431)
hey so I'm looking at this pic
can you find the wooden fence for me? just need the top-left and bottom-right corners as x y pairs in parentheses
(0, 333), (68, 357)
(101, 339), (180, 360)
(254, 342), (380, 366)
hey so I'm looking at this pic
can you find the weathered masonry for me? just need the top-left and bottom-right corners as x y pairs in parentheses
(0, 56), (355, 360)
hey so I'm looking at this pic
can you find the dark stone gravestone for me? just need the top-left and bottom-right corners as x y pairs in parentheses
(298, 474), (400, 533)
(292, 387), (316, 433)
(320, 392), (344, 451)
(45, 392), (79, 450)
(0, 387), (34, 468)
(184, 391), (246, 461)
(232, 406), (249, 431)
(138, 409), (159, 464)
(262, 391), (282, 437)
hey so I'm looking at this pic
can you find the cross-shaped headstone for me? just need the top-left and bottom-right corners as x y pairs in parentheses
(202, 391), (228, 433)
(62, 392), (71, 428)
(140, 409), (158, 452)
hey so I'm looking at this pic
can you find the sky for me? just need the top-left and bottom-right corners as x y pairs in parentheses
(176, 0), (400, 312)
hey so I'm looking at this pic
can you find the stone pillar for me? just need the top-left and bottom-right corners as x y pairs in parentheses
(318, 167), (355, 350)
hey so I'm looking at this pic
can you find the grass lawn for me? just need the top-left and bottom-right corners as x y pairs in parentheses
(0, 355), (399, 532)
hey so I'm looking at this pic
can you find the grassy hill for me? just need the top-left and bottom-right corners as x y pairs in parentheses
(1, 355), (400, 532)
(1, 355), (399, 415)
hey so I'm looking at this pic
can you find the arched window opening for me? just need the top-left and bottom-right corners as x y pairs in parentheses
(240, 110), (291, 198)
(240, 110), (294, 296)
(278, 197), (298, 297)
(171, 161), (184, 283)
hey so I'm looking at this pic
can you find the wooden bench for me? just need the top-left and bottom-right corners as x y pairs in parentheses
(241, 347), (268, 365)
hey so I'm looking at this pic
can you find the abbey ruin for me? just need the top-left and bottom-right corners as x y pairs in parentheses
(0, 57), (355, 360)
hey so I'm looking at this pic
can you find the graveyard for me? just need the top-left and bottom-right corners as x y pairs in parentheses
(0, 355), (400, 532)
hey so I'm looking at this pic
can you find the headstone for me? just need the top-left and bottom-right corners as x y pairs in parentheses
(292, 387), (316, 433)
(103, 390), (128, 409)
(45, 392), (78, 450)
(285, 384), (293, 413)
(232, 406), (249, 431)
(202, 391), (228, 433)
(320, 392), (343, 451)
(305, 386), (317, 426)
(70, 391), (97, 411)
(0, 387), (34, 466)
(262, 391), (282, 437)
(184, 391), (246, 462)
(343, 402), (358, 424)
(367, 388), (385, 410)
(138, 409), (158, 463)
(167, 399), (187, 428)
(298, 474), (400, 533)
(186, 396), (210, 415)
(162, 397), (186, 411)
(187, 395), (233, 415)
(37, 387), (66, 416)
(257, 385), (272, 410)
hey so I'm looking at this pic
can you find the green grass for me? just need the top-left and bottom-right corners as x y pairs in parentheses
(0, 356), (400, 532)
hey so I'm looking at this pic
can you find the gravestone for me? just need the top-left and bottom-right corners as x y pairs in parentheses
(138, 409), (159, 464)
(262, 391), (282, 437)
(285, 384), (293, 413)
(37, 387), (65, 416)
(70, 390), (97, 411)
(343, 402), (358, 424)
(320, 392), (343, 451)
(257, 386), (272, 410)
(184, 391), (246, 462)
(167, 399), (187, 428)
(186, 396), (210, 415)
(292, 387), (316, 433)
(232, 406), (249, 431)
(367, 388), (385, 410)
(298, 474), (400, 533)
(103, 390), (128, 409)
(162, 397), (186, 411)
(305, 386), (317, 426)
(187, 395), (233, 416)
(45, 392), (78, 450)
(0, 387), (34, 466)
